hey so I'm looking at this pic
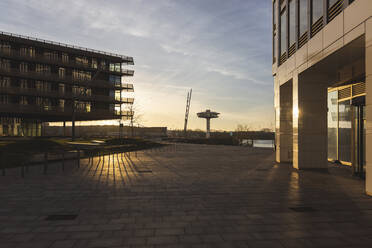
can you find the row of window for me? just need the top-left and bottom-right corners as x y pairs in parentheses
(273, 0), (354, 64)
(0, 41), (124, 72)
(0, 59), (126, 86)
(0, 94), (92, 112)
(0, 77), (131, 100)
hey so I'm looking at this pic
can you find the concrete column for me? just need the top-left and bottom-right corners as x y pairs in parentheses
(365, 19), (372, 196)
(277, 80), (293, 163)
(293, 74), (328, 170)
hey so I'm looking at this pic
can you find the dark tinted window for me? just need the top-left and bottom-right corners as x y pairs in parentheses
(280, 9), (287, 55)
(312, 0), (323, 23)
(299, 0), (308, 36)
(289, 0), (296, 46)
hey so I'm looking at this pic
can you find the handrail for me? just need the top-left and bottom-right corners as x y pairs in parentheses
(0, 85), (123, 103)
(0, 30), (134, 63)
(0, 49), (134, 75)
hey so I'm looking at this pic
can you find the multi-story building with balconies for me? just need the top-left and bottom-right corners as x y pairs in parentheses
(272, 0), (372, 194)
(0, 31), (134, 136)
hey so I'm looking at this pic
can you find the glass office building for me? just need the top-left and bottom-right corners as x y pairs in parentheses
(0, 31), (134, 136)
(272, 0), (372, 194)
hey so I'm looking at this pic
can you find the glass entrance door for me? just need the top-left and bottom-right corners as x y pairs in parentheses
(352, 105), (366, 178)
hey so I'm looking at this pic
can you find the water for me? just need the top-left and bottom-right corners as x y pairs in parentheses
(241, 139), (275, 148)
(253, 139), (275, 148)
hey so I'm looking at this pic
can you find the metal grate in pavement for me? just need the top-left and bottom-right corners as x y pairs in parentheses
(137, 169), (152, 173)
(289, 206), (317, 212)
(45, 214), (78, 221)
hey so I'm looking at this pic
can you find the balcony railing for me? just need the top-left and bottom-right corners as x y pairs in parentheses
(0, 85), (120, 103)
(0, 67), (119, 90)
(0, 103), (122, 120)
(121, 83), (134, 92)
(0, 31), (134, 64)
(115, 97), (134, 104)
(0, 49), (134, 76)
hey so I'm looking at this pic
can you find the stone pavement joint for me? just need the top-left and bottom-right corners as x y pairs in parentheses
(0, 144), (372, 247)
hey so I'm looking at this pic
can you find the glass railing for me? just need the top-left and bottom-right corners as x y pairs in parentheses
(0, 31), (134, 63)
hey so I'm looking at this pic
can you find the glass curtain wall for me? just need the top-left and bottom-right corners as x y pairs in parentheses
(299, 0), (308, 36)
(312, 0), (323, 23)
(280, 7), (287, 56)
(338, 100), (352, 163)
(328, 91), (338, 160)
(273, 0), (277, 63)
(289, 0), (296, 47)
(329, 0), (339, 7)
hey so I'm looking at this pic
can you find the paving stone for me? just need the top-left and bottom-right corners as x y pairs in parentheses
(0, 144), (371, 247)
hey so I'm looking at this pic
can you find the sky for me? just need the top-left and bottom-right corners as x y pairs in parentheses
(0, 0), (274, 131)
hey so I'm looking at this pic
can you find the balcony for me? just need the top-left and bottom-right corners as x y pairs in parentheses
(0, 103), (122, 121)
(0, 31), (134, 65)
(0, 67), (119, 90)
(0, 85), (121, 103)
(120, 83), (134, 92)
(0, 49), (134, 76)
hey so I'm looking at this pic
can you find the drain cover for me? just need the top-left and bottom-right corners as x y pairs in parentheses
(45, 214), (78, 221)
(289, 206), (317, 212)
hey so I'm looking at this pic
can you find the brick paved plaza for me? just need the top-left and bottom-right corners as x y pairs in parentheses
(1, 144), (372, 248)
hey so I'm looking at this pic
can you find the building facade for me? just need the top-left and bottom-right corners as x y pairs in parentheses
(0, 31), (134, 136)
(272, 0), (372, 194)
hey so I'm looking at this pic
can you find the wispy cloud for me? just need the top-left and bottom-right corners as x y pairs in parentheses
(0, 0), (274, 130)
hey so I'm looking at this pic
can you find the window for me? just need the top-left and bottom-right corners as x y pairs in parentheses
(44, 51), (58, 60)
(0, 59), (11, 71)
(72, 70), (91, 81)
(59, 83), (65, 93)
(20, 62), (28, 73)
(0, 95), (9, 104)
(35, 81), (50, 92)
(280, 8), (287, 56)
(0, 77), (10, 87)
(20, 47), (35, 57)
(289, 0), (296, 47)
(109, 75), (121, 86)
(20, 79), (28, 89)
(328, 0), (339, 7)
(92, 58), (98, 69)
(59, 68), (65, 78)
(312, 0), (323, 23)
(59, 99), (65, 110)
(115, 90), (121, 101)
(35, 64), (51, 74)
(20, 96), (28, 105)
(75, 56), (89, 65)
(299, 0), (308, 36)
(0, 42), (11, 54)
(62, 53), (69, 63)
(109, 63), (121, 72)
(273, 0), (277, 63)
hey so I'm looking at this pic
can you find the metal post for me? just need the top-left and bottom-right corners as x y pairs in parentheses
(44, 152), (48, 175)
(77, 149), (80, 168)
(63, 121), (66, 137)
(62, 151), (65, 171)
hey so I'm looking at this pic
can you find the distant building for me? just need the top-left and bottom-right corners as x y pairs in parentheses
(0, 31), (134, 136)
(44, 125), (167, 138)
(272, 0), (371, 194)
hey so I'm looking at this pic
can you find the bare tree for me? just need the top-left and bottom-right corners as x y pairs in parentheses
(125, 102), (143, 137)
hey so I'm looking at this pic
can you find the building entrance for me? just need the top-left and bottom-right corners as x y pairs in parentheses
(352, 101), (366, 178)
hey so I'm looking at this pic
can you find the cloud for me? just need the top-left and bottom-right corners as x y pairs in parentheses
(0, 0), (274, 130)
